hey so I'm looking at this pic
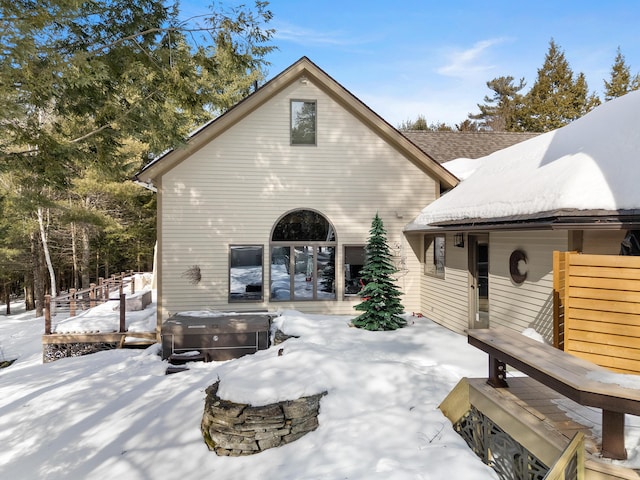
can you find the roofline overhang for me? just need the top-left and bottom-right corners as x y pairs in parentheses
(134, 57), (459, 189)
(404, 210), (640, 234)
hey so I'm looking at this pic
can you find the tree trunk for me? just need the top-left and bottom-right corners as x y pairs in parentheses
(71, 222), (79, 289)
(32, 232), (45, 317)
(81, 224), (91, 289)
(24, 282), (34, 311)
(37, 206), (57, 299)
(2, 282), (9, 315)
(24, 268), (35, 311)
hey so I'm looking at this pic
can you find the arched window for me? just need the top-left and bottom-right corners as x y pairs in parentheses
(270, 209), (336, 301)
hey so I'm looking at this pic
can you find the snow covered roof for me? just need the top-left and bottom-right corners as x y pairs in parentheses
(407, 90), (640, 231)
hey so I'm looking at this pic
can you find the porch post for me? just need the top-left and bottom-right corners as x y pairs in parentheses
(119, 293), (126, 333)
(601, 410), (626, 460)
(69, 288), (76, 317)
(44, 295), (51, 335)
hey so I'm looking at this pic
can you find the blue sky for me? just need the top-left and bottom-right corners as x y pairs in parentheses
(182, 0), (640, 127)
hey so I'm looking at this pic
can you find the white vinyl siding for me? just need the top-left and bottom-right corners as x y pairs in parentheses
(488, 230), (568, 342)
(420, 230), (569, 338)
(420, 235), (469, 334)
(158, 80), (437, 319)
(581, 230), (626, 254)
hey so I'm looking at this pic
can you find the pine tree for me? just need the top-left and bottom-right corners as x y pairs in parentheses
(469, 76), (526, 131)
(398, 115), (429, 131)
(353, 214), (405, 331)
(0, 0), (274, 307)
(398, 115), (453, 131)
(455, 119), (481, 132)
(604, 47), (640, 101)
(519, 40), (600, 132)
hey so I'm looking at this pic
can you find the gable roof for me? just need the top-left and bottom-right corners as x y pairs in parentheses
(406, 90), (640, 232)
(402, 131), (538, 164)
(136, 57), (458, 189)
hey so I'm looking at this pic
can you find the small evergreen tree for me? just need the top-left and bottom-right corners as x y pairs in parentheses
(455, 119), (481, 132)
(353, 213), (405, 331)
(398, 115), (454, 132)
(398, 114), (429, 131)
(604, 47), (640, 101)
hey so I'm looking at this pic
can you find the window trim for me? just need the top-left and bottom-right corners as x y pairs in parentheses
(269, 243), (336, 301)
(270, 209), (337, 301)
(290, 99), (317, 146)
(424, 235), (446, 279)
(228, 244), (264, 302)
(343, 244), (366, 299)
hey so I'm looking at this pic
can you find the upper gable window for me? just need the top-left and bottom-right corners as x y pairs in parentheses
(291, 100), (316, 145)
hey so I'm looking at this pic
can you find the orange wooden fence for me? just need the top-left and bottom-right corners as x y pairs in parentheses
(554, 251), (640, 374)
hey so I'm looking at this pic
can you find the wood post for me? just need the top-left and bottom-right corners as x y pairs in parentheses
(552, 250), (562, 349)
(89, 283), (96, 308)
(119, 293), (126, 333)
(69, 288), (76, 317)
(487, 355), (509, 388)
(44, 295), (51, 335)
(601, 410), (627, 460)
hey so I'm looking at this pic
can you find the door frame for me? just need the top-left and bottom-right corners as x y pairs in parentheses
(468, 234), (489, 329)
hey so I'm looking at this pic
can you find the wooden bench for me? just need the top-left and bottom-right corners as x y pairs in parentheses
(468, 326), (640, 460)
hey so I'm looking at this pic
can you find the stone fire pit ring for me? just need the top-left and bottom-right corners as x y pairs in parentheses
(201, 381), (326, 456)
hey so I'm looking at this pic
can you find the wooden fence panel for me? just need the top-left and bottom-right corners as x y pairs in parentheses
(553, 251), (567, 349)
(558, 251), (640, 374)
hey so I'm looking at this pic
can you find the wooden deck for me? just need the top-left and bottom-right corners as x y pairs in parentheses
(464, 377), (640, 479)
(468, 326), (640, 460)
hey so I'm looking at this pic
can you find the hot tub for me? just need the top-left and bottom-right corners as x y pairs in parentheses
(161, 313), (272, 362)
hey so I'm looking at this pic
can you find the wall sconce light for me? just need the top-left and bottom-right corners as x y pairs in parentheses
(454, 233), (464, 248)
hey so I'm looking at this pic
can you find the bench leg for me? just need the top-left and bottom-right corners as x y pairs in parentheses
(601, 410), (626, 460)
(487, 355), (508, 388)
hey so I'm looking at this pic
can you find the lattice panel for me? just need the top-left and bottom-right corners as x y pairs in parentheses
(453, 406), (551, 480)
(43, 342), (118, 363)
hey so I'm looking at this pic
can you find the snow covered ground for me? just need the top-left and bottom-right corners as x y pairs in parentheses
(1, 293), (640, 479)
(0, 294), (499, 480)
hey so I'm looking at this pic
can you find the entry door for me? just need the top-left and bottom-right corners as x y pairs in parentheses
(468, 235), (489, 329)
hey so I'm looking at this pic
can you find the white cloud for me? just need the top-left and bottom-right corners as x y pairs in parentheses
(273, 21), (355, 47)
(437, 38), (508, 78)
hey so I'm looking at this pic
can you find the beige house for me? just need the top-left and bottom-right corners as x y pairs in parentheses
(136, 57), (463, 324)
(136, 56), (539, 329)
(405, 90), (640, 342)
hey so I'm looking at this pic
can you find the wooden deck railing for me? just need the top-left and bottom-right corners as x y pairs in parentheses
(543, 432), (584, 480)
(44, 271), (137, 335)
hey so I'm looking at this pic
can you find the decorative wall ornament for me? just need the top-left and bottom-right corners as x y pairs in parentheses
(509, 250), (528, 284)
(182, 265), (202, 285)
